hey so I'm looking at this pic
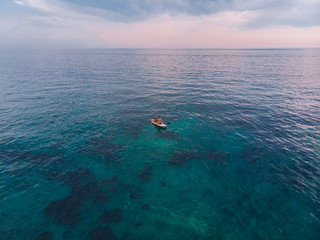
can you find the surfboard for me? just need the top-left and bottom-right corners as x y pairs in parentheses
(150, 119), (167, 128)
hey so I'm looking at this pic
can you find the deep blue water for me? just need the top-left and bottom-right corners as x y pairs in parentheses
(0, 49), (319, 240)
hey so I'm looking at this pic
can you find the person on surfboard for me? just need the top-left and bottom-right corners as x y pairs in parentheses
(150, 116), (167, 128)
(151, 116), (164, 125)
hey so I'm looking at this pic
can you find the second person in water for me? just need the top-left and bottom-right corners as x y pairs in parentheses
(154, 116), (163, 124)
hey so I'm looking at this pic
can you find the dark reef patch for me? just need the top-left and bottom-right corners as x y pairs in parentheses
(1, 148), (66, 180)
(168, 151), (200, 168)
(57, 168), (95, 189)
(0, 148), (105, 229)
(239, 146), (265, 164)
(142, 204), (150, 210)
(125, 184), (143, 200)
(23, 152), (52, 166)
(99, 209), (123, 223)
(44, 194), (81, 228)
(102, 176), (120, 193)
(34, 231), (53, 240)
(50, 140), (67, 149)
(156, 130), (180, 140)
(204, 150), (229, 165)
(44, 181), (97, 228)
(2, 148), (59, 167)
(79, 136), (125, 163)
(138, 163), (152, 182)
(160, 180), (167, 187)
(130, 193), (142, 199)
(90, 226), (118, 240)
(1, 148), (108, 229)
(93, 190), (109, 203)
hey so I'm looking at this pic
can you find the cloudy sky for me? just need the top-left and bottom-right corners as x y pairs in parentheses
(1, 0), (320, 48)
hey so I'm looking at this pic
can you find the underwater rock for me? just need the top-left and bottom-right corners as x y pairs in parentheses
(60, 168), (95, 189)
(26, 153), (53, 166)
(102, 176), (120, 193)
(46, 168), (95, 193)
(44, 195), (82, 228)
(80, 137), (124, 162)
(102, 176), (120, 184)
(93, 190), (109, 203)
(50, 140), (67, 149)
(204, 150), (229, 164)
(45, 170), (63, 181)
(44, 182), (97, 228)
(1, 149), (103, 230)
(3, 149), (54, 166)
(142, 204), (150, 210)
(156, 131), (180, 140)
(90, 226), (118, 240)
(138, 163), (152, 182)
(160, 180), (167, 187)
(34, 231), (53, 240)
(240, 146), (265, 164)
(104, 159), (123, 167)
(168, 151), (200, 168)
(126, 184), (143, 200)
(99, 209), (123, 223)
(130, 193), (142, 199)
(44, 167), (96, 208)
(2, 148), (67, 181)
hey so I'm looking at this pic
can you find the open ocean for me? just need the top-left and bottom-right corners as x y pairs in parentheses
(0, 49), (319, 240)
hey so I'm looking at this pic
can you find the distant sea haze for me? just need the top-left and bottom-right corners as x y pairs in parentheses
(0, 49), (319, 240)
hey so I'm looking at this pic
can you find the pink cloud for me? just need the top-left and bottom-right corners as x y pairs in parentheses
(2, 6), (320, 48)
(96, 14), (320, 48)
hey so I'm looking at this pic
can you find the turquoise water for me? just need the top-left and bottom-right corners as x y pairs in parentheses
(0, 49), (319, 239)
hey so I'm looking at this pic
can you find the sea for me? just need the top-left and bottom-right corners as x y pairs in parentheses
(0, 49), (319, 240)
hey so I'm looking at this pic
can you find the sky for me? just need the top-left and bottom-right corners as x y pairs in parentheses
(0, 0), (320, 48)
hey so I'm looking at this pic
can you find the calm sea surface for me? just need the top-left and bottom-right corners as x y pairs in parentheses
(0, 49), (319, 239)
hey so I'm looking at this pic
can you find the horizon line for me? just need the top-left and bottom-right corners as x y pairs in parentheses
(1, 47), (320, 51)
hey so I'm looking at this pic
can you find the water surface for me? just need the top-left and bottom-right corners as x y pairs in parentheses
(0, 49), (319, 239)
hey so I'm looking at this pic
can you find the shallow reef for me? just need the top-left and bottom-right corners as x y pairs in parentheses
(99, 209), (123, 223)
(156, 130), (180, 140)
(44, 181), (97, 228)
(43, 168), (99, 228)
(168, 150), (200, 168)
(90, 226), (118, 240)
(102, 176), (121, 193)
(79, 136), (125, 163)
(138, 163), (152, 182)
(33, 231), (53, 240)
(239, 146), (266, 164)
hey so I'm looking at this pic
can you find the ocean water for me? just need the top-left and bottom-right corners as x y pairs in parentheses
(0, 49), (319, 240)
